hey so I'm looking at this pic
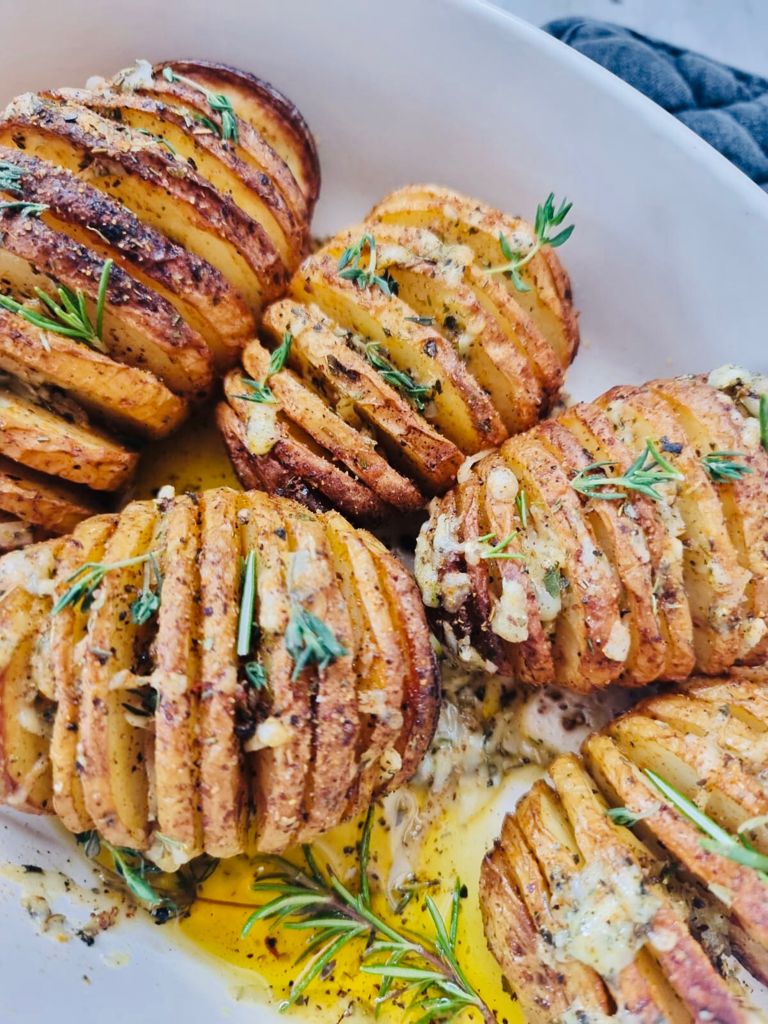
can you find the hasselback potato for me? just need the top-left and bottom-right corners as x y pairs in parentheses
(481, 674), (768, 1023)
(218, 184), (579, 520)
(0, 487), (438, 866)
(416, 369), (768, 690)
(0, 58), (317, 539)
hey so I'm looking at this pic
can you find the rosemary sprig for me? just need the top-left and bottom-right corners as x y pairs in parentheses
(476, 531), (525, 561)
(237, 331), (293, 405)
(606, 807), (651, 827)
(242, 809), (494, 1021)
(285, 602), (348, 681)
(644, 769), (768, 878)
(488, 193), (574, 291)
(130, 553), (162, 625)
(701, 450), (753, 483)
(337, 234), (397, 297)
(515, 488), (528, 529)
(760, 394), (768, 452)
(571, 439), (683, 502)
(0, 199), (48, 218)
(365, 342), (432, 412)
(0, 161), (23, 194)
(237, 550), (257, 658)
(162, 67), (238, 143)
(51, 551), (158, 616)
(0, 259), (112, 352)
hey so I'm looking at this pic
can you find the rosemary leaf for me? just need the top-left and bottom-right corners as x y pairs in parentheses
(244, 660), (268, 689)
(285, 602), (348, 680)
(0, 200), (49, 218)
(129, 553), (162, 625)
(489, 193), (574, 291)
(478, 532), (524, 561)
(760, 394), (768, 453)
(701, 450), (753, 483)
(52, 550), (158, 616)
(237, 550), (257, 658)
(571, 438), (683, 503)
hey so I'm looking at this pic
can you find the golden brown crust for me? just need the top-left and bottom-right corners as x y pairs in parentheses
(0, 455), (100, 534)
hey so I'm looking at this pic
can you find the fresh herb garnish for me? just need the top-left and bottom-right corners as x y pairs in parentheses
(52, 550), (159, 616)
(122, 687), (158, 718)
(0, 259), (112, 352)
(135, 127), (178, 156)
(285, 602), (348, 681)
(237, 331), (293, 405)
(161, 67), (238, 143)
(244, 661), (268, 689)
(606, 807), (648, 827)
(571, 439), (683, 503)
(0, 200), (48, 217)
(364, 342), (432, 412)
(0, 161), (23, 194)
(644, 769), (768, 879)
(515, 488), (528, 529)
(237, 550), (257, 658)
(701, 450), (753, 483)
(337, 234), (396, 297)
(760, 394), (768, 453)
(488, 193), (574, 292)
(130, 553), (162, 625)
(242, 808), (494, 1020)
(543, 564), (568, 599)
(476, 531), (525, 560)
(404, 314), (434, 326)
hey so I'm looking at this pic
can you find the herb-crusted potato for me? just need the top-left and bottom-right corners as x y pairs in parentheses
(219, 186), (579, 520)
(0, 487), (438, 862)
(482, 695), (768, 1023)
(418, 371), (768, 689)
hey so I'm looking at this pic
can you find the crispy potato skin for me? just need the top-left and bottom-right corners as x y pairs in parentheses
(419, 373), (768, 691)
(0, 488), (438, 860)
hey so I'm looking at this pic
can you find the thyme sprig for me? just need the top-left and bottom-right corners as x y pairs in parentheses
(337, 234), (397, 297)
(0, 259), (112, 352)
(571, 439), (683, 503)
(130, 553), (162, 625)
(488, 193), (574, 291)
(644, 769), (768, 878)
(162, 67), (239, 143)
(701, 450), (753, 483)
(476, 531), (525, 561)
(365, 342), (432, 412)
(243, 809), (494, 1021)
(285, 602), (348, 681)
(51, 550), (159, 616)
(237, 331), (293, 405)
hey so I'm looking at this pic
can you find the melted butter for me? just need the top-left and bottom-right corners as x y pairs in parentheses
(179, 768), (541, 1022)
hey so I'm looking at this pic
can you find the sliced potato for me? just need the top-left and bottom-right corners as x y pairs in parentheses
(152, 60), (321, 208)
(0, 385), (137, 491)
(291, 252), (507, 453)
(0, 454), (99, 534)
(49, 514), (116, 832)
(263, 299), (462, 493)
(79, 500), (157, 848)
(0, 94), (287, 311)
(0, 201), (212, 398)
(0, 306), (187, 439)
(368, 183), (579, 369)
(197, 487), (248, 858)
(0, 146), (254, 369)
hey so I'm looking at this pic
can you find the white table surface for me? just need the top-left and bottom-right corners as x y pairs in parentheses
(495, 0), (768, 78)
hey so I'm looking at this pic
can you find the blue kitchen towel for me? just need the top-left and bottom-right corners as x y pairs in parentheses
(545, 17), (768, 189)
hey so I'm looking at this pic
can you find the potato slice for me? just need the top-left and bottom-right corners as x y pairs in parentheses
(535, 418), (665, 685)
(501, 431), (625, 690)
(291, 253), (506, 453)
(241, 490), (310, 853)
(241, 341), (422, 511)
(49, 514), (116, 832)
(368, 183), (578, 369)
(0, 94), (286, 311)
(153, 60), (321, 208)
(55, 88), (304, 269)
(0, 513), (36, 552)
(150, 495), (203, 863)
(282, 504), (358, 842)
(560, 402), (694, 680)
(323, 510), (405, 813)
(197, 487), (249, 858)
(263, 300), (462, 492)
(79, 500), (157, 847)
(0, 307), (187, 439)
(0, 201), (212, 398)
(598, 385), (749, 674)
(650, 375), (768, 662)
(320, 226), (545, 432)
(223, 371), (388, 521)
(0, 454), (99, 534)
(357, 528), (439, 791)
(0, 146), (253, 370)
(0, 385), (137, 491)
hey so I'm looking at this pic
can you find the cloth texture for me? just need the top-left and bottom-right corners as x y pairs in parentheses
(545, 17), (768, 189)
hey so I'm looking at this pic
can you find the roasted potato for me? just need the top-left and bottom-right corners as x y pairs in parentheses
(418, 372), (768, 689)
(0, 487), (438, 861)
(0, 454), (100, 534)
